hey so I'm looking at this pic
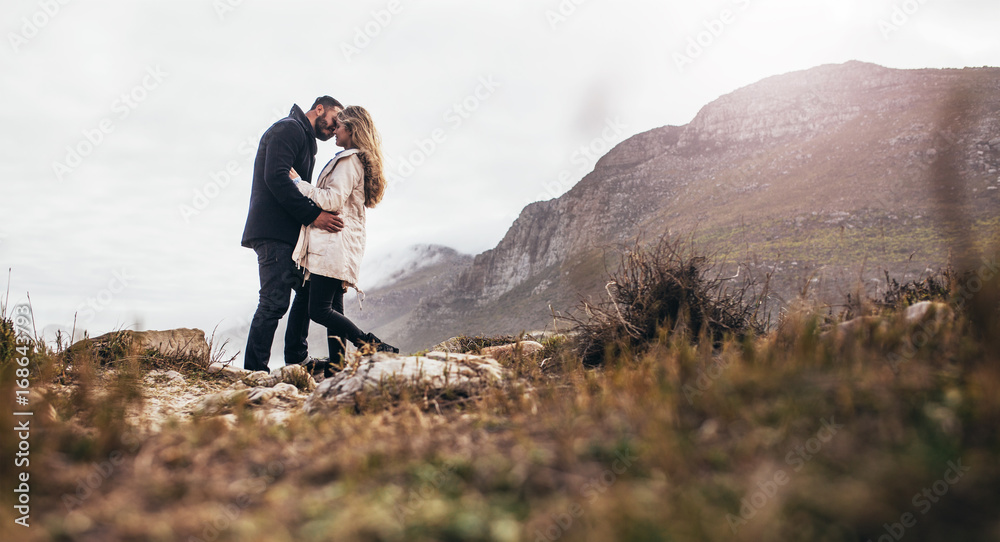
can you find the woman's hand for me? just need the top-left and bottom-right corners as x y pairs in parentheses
(289, 168), (300, 181)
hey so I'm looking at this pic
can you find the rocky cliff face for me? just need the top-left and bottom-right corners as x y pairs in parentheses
(457, 125), (688, 304)
(364, 61), (1000, 351)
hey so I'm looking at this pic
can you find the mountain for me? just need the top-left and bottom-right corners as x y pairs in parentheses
(345, 245), (473, 349)
(356, 244), (472, 291)
(350, 61), (1000, 352)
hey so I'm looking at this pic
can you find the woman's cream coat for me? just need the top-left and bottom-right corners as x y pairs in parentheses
(291, 149), (366, 290)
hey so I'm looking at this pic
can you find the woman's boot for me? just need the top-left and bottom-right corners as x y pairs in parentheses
(358, 332), (399, 354)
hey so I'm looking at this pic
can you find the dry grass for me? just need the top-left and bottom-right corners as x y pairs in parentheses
(434, 334), (545, 355)
(2, 259), (999, 542)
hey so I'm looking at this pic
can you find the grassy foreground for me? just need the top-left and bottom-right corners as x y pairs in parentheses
(2, 273), (1000, 541)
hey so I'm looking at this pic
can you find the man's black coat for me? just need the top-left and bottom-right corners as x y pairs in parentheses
(241, 104), (323, 248)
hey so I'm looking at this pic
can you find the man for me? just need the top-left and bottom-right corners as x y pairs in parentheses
(241, 96), (345, 372)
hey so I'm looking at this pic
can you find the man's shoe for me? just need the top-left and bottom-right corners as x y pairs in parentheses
(297, 357), (331, 377)
(361, 332), (399, 354)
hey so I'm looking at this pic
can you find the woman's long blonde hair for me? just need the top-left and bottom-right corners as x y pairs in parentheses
(338, 106), (386, 208)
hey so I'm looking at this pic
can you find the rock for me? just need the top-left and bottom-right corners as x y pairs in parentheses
(904, 301), (950, 323)
(195, 381), (305, 415)
(835, 315), (883, 336)
(696, 419), (720, 443)
(246, 387), (276, 404)
(274, 364), (317, 392)
(428, 339), (547, 362)
(130, 329), (209, 359)
(304, 352), (507, 413)
(480, 341), (544, 362)
(834, 301), (952, 337)
(430, 337), (510, 353)
(272, 383), (300, 397)
(423, 351), (486, 362)
(197, 390), (247, 414)
(432, 337), (467, 353)
(989, 137), (1000, 149)
(208, 363), (253, 382)
(242, 371), (274, 387)
(241, 365), (317, 391)
(163, 370), (185, 383)
(73, 328), (209, 361)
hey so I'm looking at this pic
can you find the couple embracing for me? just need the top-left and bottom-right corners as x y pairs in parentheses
(240, 96), (397, 375)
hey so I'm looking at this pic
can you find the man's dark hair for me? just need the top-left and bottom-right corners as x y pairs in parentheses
(311, 96), (344, 111)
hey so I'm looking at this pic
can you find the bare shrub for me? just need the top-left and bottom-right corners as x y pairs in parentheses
(565, 235), (771, 366)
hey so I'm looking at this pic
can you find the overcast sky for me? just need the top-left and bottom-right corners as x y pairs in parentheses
(2, 0), (998, 344)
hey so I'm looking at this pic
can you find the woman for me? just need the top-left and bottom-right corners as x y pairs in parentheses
(291, 105), (398, 368)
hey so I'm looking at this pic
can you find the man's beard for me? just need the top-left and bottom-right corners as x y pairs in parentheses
(315, 116), (335, 141)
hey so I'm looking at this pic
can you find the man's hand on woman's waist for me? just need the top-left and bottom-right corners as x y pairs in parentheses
(312, 211), (344, 233)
